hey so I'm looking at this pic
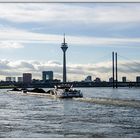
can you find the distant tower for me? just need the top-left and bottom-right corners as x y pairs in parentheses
(61, 34), (68, 83)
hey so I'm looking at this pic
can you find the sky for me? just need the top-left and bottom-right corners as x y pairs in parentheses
(0, 3), (140, 82)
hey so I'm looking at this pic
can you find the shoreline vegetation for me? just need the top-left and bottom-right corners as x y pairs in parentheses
(0, 85), (16, 89)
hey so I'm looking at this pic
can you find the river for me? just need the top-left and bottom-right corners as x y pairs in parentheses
(0, 87), (140, 138)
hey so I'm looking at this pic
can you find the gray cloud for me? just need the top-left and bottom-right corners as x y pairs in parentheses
(119, 62), (140, 73)
(0, 4), (140, 24)
(0, 60), (11, 70)
(47, 60), (61, 65)
(18, 61), (35, 70)
(0, 59), (140, 81)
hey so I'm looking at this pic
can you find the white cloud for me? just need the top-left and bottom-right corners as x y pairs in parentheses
(0, 3), (140, 48)
(0, 59), (139, 81)
(0, 41), (24, 49)
(0, 27), (140, 47)
(0, 4), (140, 24)
(47, 60), (61, 65)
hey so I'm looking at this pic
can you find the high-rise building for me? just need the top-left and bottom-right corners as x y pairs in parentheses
(85, 76), (92, 82)
(122, 77), (126, 82)
(136, 76), (140, 82)
(42, 71), (53, 81)
(18, 77), (23, 82)
(23, 73), (32, 83)
(6, 77), (16, 82)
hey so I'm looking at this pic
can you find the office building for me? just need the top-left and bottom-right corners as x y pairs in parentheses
(6, 77), (16, 82)
(23, 73), (32, 83)
(136, 76), (140, 82)
(122, 77), (126, 82)
(18, 77), (23, 82)
(6, 77), (11, 82)
(42, 71), (53, 81)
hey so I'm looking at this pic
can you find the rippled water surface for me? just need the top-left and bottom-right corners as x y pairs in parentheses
(0, 87), (140, 138)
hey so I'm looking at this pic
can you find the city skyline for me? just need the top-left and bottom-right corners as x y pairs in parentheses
(0, 3), (140, 81)
(4, 72), (140, 83)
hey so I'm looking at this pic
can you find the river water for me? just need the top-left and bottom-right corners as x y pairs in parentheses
(0, 87), (140, 138)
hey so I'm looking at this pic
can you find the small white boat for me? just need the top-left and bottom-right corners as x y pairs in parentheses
(50, 85), (83, 98)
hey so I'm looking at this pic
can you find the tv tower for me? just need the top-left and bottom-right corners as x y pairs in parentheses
(61, 34), (68, 83)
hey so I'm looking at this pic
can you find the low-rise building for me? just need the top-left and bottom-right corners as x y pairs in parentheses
(109, 77), (113, 82)
(94, 77), (101, 82)
(18, 77), (23, 82)
(85, 76), (92, 82)
(6, 77), (16, 82)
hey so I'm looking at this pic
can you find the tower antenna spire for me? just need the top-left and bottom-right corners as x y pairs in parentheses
(64, 33), (65, 44)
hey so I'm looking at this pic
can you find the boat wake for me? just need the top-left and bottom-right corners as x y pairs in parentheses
(6, 89), (140, 108)
(74, 97), (140, 108)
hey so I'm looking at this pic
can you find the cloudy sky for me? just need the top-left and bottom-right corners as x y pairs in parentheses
(0, 3), (140, 81)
